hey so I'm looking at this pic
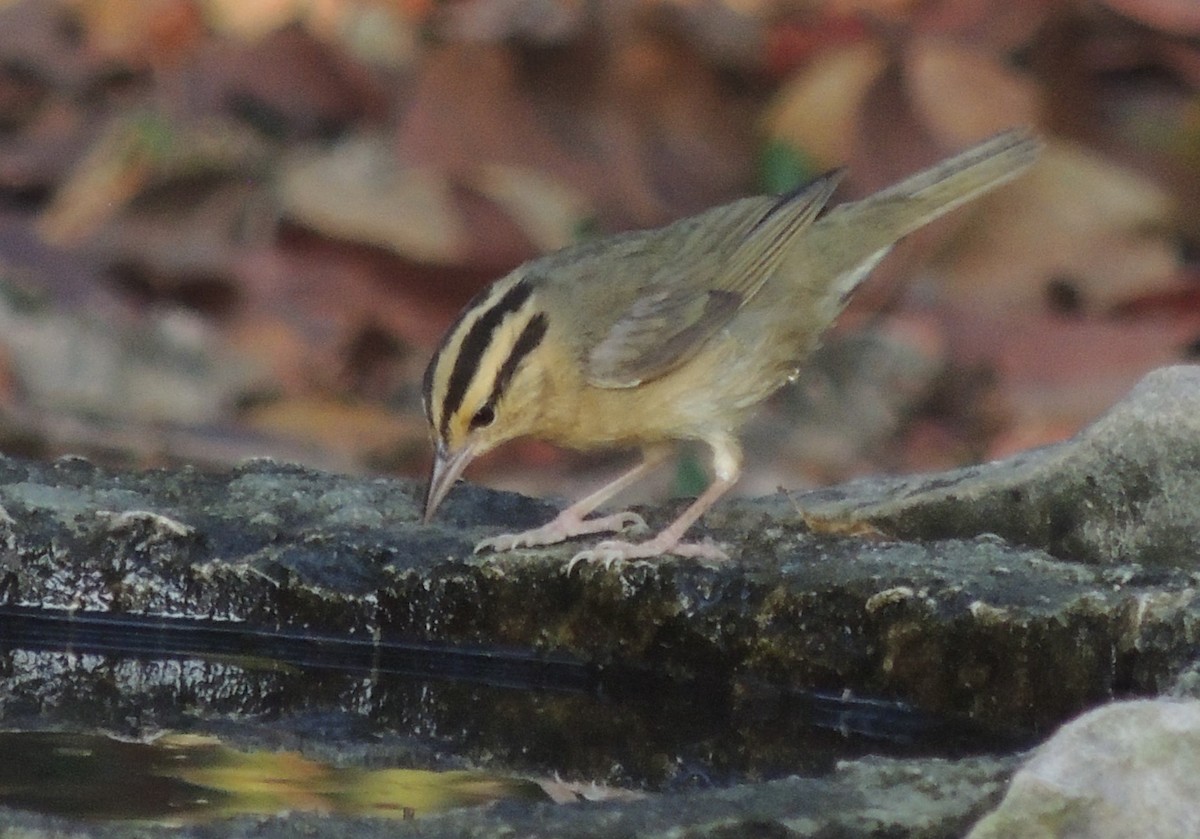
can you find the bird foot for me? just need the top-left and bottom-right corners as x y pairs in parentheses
(474, 510), (648, 554)
(565, 536), (729, 574)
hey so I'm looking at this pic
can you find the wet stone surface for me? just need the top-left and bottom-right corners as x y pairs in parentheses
(799, 365), (1200, 569)
(0, 453), (1196, 731)
(0, 365), (1196, 836)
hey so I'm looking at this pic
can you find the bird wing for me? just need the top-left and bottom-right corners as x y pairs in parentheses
(582, 170), (844, 389)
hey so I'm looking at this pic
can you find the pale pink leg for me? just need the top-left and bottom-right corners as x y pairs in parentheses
(567, 436), (740, 571)
(474, 449), (668, 554)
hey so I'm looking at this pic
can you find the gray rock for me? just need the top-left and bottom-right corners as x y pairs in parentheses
(0, 451), (1195, 731)
(967, 699), (1200, 839)
(0, 365), (1198, 837)
(0, 373), (1197, 737)
(796, 365), (1200, 568)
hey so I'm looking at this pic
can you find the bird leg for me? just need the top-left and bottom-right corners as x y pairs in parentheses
(567, 436), (740, 570)
(474, 448), (669, 554)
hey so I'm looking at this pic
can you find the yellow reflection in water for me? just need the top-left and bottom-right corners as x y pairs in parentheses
(0, 731), (548, 823)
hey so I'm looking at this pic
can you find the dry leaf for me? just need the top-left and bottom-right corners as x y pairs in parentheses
(942, 307), (1200, 458)
(761, 41), (886, 170)
(37, 115), (161, 245)
(396, 38), (754, 232)
(396, 43), (592, 191)
(239, 395), (420, 463)
(71, 0), (206, 66)
(904, 36), (1041, 149)
(931, 140), (1183, 314)
(202, 0), (303, 40)
(278, 136), (469, 265)
(202, 23), (389, 140)
(468, 163), (590, 253)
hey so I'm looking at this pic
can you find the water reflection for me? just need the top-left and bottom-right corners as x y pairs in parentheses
(0, 731), (547, 822)
(0, 605), (1029, 797)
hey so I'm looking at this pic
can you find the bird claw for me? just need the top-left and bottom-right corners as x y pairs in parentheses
(474, 510), (648, 555)
(564, 537), (729, 574)
(564, 547), (631, 575)
(473, 532), (533, 554)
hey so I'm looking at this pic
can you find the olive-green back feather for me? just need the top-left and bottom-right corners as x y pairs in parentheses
(582, 170), (845, 389)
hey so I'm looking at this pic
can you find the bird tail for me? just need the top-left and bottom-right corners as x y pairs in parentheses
(806, 128), (1042, 305)
(860, 128), (1042, 234)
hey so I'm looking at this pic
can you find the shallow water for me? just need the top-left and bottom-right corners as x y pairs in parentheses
(0, 605), (1029, 821)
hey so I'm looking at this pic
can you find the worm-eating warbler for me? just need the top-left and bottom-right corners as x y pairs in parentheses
(422, 129), (1040, 565)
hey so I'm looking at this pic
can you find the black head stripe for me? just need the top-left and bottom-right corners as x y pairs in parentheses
(421, 347), (440, 423)
(440, 279), (534, 436)
(486, 312), (548, 411)
(423, 283), (496, 422)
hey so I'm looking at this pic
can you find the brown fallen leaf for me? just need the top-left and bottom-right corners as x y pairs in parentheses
(940, 307), (1200, 457)
(203, 0), (305, 40)
(39, 111), (269, 246)
(761, 40), (887, 171)
(467, 163), (591, 253)
(904, 35), (1041, 149)
(278, 136), (469, 265)
(200, 23), (390, 140)
(396, 36), (755, 233)
(239, 394), (424, 466)
(763, 14), (871, 80)
(930, 140), (1183, 315)
(396, 43), (594, 203)
(72, 0), (206, 68)
(38, 114), (162, 245)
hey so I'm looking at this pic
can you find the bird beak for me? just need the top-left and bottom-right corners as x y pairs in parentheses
(423, 441), (476, 523)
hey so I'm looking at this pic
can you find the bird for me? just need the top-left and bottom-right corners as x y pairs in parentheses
(420, 129), (1041, 566)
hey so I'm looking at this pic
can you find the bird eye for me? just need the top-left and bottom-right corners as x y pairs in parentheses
(469, 405), (495, 429)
